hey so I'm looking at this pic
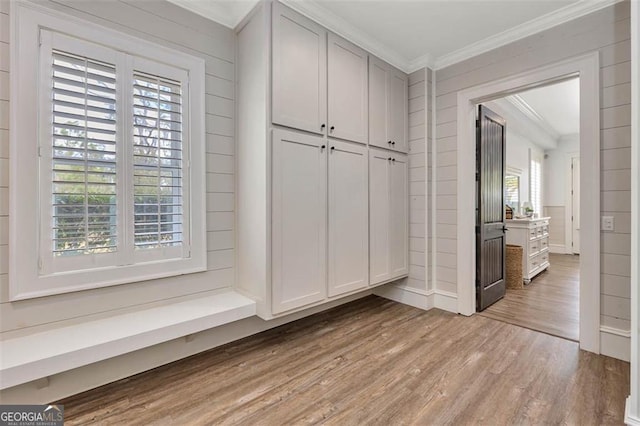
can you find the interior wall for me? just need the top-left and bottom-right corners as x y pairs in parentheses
(405, 67), (431, 293)
(434, 1), (632, 332)
(0, 0), (236, 338)
(505, 130), (545, 208)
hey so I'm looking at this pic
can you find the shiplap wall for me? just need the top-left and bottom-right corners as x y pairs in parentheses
(0, 0), (236, 337)
(435, 2), (632, 331)
(406, 68), (432, 293)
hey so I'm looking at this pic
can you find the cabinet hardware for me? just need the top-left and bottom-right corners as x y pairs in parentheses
(388, 157), (392, 161)
(392, 158), (396, 162)
(321, 145), (326, 149)
(321, 124), (326, 130)
(388, 140), (392, 145)
(330, 146), (335, 151)
(391, 141), (396, 145)
(330, 126), (335, 132)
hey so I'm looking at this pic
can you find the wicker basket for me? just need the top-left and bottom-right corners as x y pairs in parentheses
(506, 244), (524, 289)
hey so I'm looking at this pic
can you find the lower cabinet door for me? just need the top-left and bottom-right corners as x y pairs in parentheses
(328, 140), (369, 297)
(389, 152), (409, 278)
(272, 129), (327, 314)
(369, 148), (391, 285)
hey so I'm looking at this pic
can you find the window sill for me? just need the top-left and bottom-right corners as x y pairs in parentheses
(0, 291), (256, 390)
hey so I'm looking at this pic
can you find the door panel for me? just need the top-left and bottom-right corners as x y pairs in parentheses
(368, 57), (389, 149)
(390, 153), (409, 277)
(272, 129), (327, 314)
(328, 33), (368, 144)
(328, 141), (369, 296)
(369, 148), (391, 284)
(272, 3), (327, 135)
(388, 69), (408, 153)
(476, 105), (506, 311)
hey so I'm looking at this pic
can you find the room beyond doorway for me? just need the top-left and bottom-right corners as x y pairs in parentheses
(478, 253), (579, 341)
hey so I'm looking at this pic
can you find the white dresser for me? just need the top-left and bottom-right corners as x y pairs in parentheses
(506, 217), (550, 283)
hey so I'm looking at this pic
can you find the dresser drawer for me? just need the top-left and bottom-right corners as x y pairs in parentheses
(540, 237), (549, 251)
(529, 239), (541, 254)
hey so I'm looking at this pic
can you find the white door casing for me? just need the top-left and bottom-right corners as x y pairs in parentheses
(572, 156), (581, 254)
(456, 52), (600, 354)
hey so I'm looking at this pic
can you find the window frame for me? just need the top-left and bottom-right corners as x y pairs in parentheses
(10, 3), (207, 300)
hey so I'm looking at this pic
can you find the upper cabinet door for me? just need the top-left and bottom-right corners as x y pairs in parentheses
(368, 56), (389, 149)
(272, 129), (328, 314)
(327, 33), (368, 144)
(388, 68), (408, 153)
(389, 153), (409, 278)
(328, 140), (369, 297)
(272, 3), (327, 135)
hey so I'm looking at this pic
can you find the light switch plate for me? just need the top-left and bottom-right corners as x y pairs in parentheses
(602, 216), (614, 231)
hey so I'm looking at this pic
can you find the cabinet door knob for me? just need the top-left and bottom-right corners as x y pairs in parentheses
(388, 140), (392, 144)
(392, 158), (396, 162)
(391, 141), (396, 145)
(321, 145), (326, 149)
(330, 146), (335, 151)
(388, 157), (392, 161)
(321, 124), (326, 130)
(330, 126), (335, 132)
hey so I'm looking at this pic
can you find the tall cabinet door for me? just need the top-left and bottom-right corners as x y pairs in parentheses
(388, 69), (408, 153)
(389, 153), (409, 277)
(368, 57), (389, 149)
(272, 129), (327, 314)
(328, 33), (368, 144)
(369, 148), (391, 285)
(272, 3), (327, 135)
(328, 140), (369, 297)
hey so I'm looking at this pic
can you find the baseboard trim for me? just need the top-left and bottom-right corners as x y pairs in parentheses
(600, 326), (630, 362)
(373, 284), (434, 311)
(625, 397), (640, 426)
(434, 290), (458, 314)
(549, 244), (570, 254)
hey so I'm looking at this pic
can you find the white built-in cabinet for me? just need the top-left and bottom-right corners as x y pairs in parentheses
(272, 5), (327, 135)
(272, 3), (368, 144)
(328, 140), (369, 297)
(272, 129), (328, 313)
(369, 147), (409, 284)
(236, 1), (408, 319)
(327, 34), (368, 143)
(368, 57), (408, 152)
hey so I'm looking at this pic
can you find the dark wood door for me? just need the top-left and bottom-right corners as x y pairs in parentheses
(476, 105), (506, 311)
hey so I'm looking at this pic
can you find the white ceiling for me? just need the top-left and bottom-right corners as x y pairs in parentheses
(168, 0), (621, 72)
(514, 78), (580, 136)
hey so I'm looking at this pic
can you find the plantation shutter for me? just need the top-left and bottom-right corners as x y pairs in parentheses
(132, 72), (184, 250)
(530, 149), (543, 216)
(51, 50), (118, 256)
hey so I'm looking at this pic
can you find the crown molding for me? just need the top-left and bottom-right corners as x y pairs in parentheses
(166, 0), (261, 29)
(408, 53), (434, 74)
(506, 94), (560, 141)
(279, 0), (412, 73)
(488, 98), (558, 150)
(433, 0), (624, 70)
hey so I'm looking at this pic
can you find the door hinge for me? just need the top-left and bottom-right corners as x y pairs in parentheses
(571, 216), (574, 221)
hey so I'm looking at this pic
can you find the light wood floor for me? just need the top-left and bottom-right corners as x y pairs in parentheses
(58, 295), (628, 425)
(479, 253), (579, 341)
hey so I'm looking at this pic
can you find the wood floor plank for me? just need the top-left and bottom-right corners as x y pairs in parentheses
(58, 295), (628, 425)
(478, 253), (580, 341)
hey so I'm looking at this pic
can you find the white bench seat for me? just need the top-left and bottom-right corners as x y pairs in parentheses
(0, 291), (256, 390)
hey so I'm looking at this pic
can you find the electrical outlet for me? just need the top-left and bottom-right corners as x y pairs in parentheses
(602, 216), (614, 231)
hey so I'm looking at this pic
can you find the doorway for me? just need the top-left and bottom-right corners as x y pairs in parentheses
(455, 53), (600, 353)
(475, 79), (581, 342)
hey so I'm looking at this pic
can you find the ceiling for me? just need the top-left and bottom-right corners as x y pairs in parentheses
(167, 0), (620, 72)
(514, 78), (580, 137)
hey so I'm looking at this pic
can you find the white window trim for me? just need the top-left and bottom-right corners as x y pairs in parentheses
(9, 2), (207, 300)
